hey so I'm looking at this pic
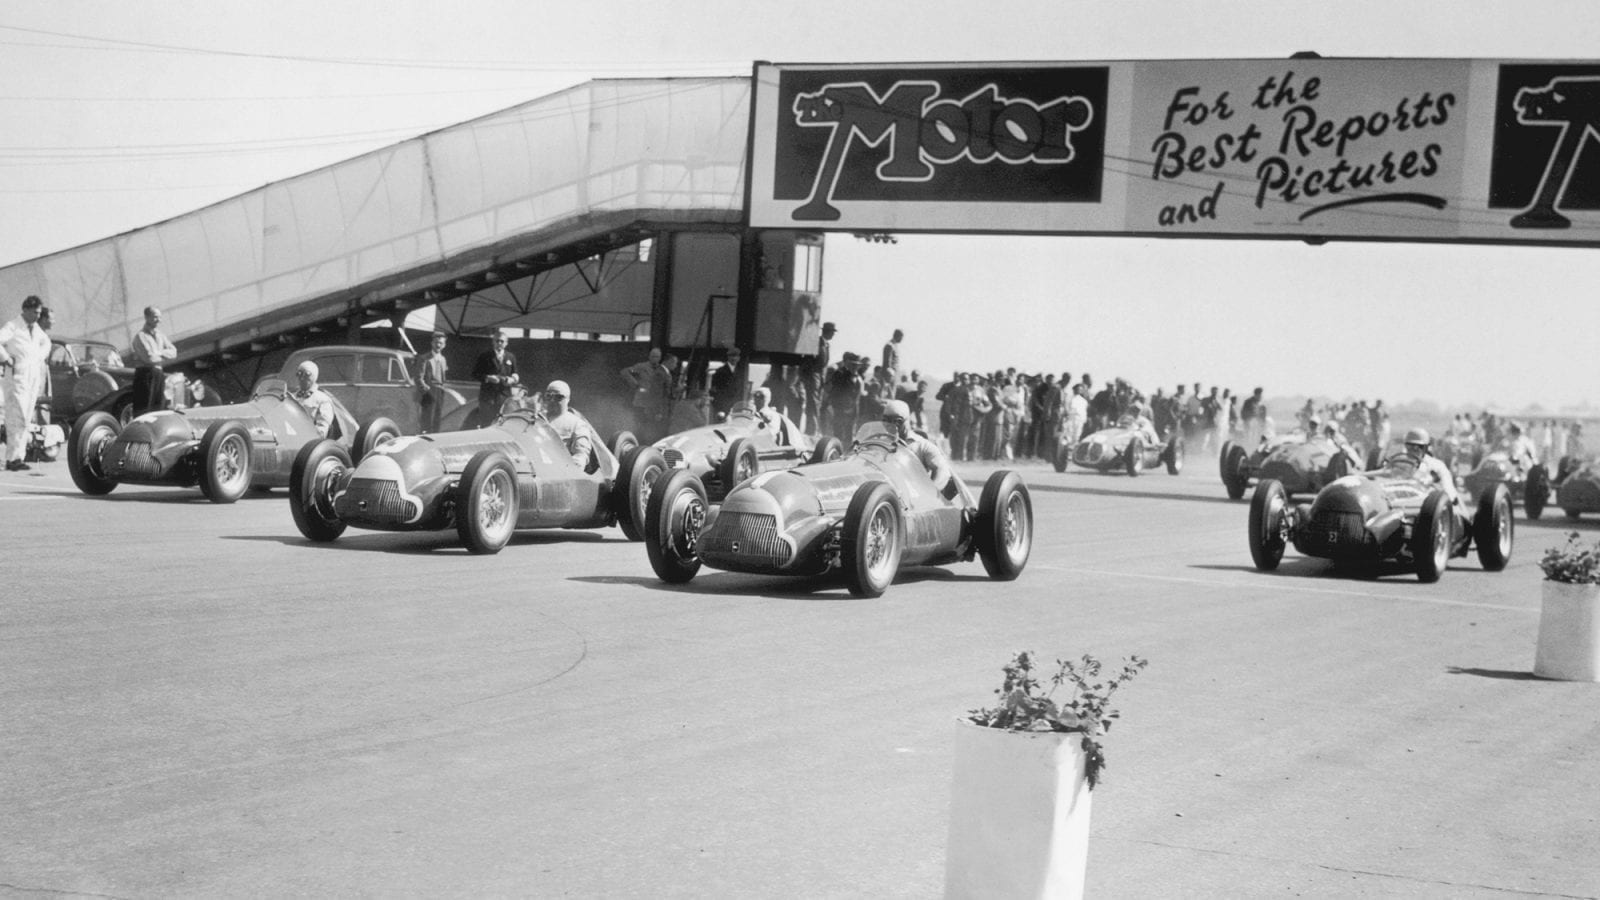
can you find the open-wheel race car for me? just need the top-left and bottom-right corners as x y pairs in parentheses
(1527, 455), (1600, 521)
(1056, 415), (1183, 476)
(1460, 450), (1552, 518)
(1218, 431), (1364, 500)
(643, 401), (844, 502)
(1246, 453), (1513, 583)
(287, 408), (665, 554)
(643, 421), (1033, 597)
(67, 377), (400, 503)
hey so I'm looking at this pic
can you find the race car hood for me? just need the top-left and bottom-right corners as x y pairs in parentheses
(357, 431), (522, 480)
(1470, 452), (1515, 481)
(1309, 475), (1390, 519)
(118, 403), (274, 448)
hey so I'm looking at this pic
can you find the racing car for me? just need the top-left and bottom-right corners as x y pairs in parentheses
(1056, 415), (1182, 476)
(1247, 452), (1513, 583)
(643, 401), (844, 502)
(67, 377), (399, 503)
(643, 421), (1032, 597)
(1460, 450), (1551, 518)
(287, 408), (665, 554)
(1218, 431), (1363, 500)
(1527, 455), (1600, 520)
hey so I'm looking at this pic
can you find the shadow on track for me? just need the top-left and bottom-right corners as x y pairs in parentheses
(1446, 666), (1544, 681)
(224, 529), (615, 554)
(571, 565), (975, 601)
(1026, 479), (1238, 506)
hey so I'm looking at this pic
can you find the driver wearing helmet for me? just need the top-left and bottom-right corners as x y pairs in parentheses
(1402, 427), (1458, 503)
(750, 387), (792, 446)
(881, 399), (955, 496)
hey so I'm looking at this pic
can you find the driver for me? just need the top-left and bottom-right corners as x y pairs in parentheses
(750, 387), (792, 445)
(292, 360), (335, 437)
(1321, 422), (1362, 470)
(881, 399), (956, 496)
(540, 380), (596, 472)
(1401, 427), (1458, 503)
(1501, 422), (1538, 474)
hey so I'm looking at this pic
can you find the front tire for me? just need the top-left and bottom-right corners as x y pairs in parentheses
(809, 435), (843, 464)
(719, 437), (760, 494)
(1125, 437), (1143, 477)
(1473, 483), (1513, 571)
(1248, 479), (1288, 570)
(644, 469), (706, 583)
(1053, 438), (1070, 473)
(842, 481), (903, 598)
(609, 430), (639, 461)
(974, 470), (1032, 580)
(615, 445), (668, 542)
(199, 420), (252, 503)
(1412, 490), (1452, 583)
(68, 411), (120, 495)
(1525, 464), (1549, 520)
(289, 439), (351, 542)
(354, 416), (401, 460)
(455, 450), (518, 554)
(1221, 442), (1248, 499)
(1164, 436), (1185, 475)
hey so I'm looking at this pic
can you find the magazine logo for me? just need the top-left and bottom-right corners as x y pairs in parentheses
(787, 80), (1096, 221)
(1489, 65), (1600, 228)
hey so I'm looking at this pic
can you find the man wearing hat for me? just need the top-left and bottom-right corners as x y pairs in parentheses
(0, 295), (51, 471)
(826, 349), (865, 443)
(540, 380), (596, 471)
(801, 321), (835, 435)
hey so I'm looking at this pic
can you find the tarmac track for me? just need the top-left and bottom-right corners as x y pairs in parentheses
(2, 457), (1597, 899)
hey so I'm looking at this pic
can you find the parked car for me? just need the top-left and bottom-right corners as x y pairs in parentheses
(1247, 452), (1513, 583)
(287, 408), (663, 554)
(67, 377), (399, 503)
(45, 337), (138, 423)
(269, 346), (476, 435)
(1218, 430), (1364, 500)
(644, 421), (1033, 597)
(1058, 415), (1182, 476)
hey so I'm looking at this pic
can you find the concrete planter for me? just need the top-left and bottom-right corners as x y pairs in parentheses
(944, 721), (1093, 899)
(1534, 581), (1600, 681)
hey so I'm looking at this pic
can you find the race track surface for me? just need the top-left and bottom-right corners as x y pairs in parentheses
(3, 457), (1596, 898)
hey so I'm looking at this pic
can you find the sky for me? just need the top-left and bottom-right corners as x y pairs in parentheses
(0, 0), (1597, 412)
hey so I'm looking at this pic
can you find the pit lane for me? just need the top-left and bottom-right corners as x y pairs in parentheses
(2, 459), (1595, 898)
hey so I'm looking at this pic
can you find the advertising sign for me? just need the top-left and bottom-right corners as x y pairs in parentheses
(749, 60), (1600, 245)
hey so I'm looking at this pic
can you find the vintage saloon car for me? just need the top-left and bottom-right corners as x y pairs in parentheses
(643, 421), (1032, 597)
(1057, 415), (1182, 476)
(46, 337), (138, 423)
(68, 378), (399, 503)
(1246, 453), (1513, 583)
(287, 409), (666, 554)
(1218, 431), (1364, 500)
(648, 402), (844, 502)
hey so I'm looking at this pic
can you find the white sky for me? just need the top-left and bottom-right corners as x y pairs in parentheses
(1, 0), (1597, 410)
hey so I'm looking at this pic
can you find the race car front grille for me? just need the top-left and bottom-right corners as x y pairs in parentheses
(701, 512), (787, 565)
(1306, 509), (1367, 550)
(1074, 443), (1104, 464)
(340, 478), (415, 524)
(662, 448), (684, 467)
(115, 441), (161, 478)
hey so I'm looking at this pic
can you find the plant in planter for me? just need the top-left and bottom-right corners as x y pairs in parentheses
(945, 652), (1147, 900)
(1534, 532), (1600, 681)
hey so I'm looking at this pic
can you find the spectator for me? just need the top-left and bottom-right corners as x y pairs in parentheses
(620, 346), (672, 442)
(471, 332), (520, 427)
(129, 305), (179, 415)
(1062, 384), (1089, 456)
(416, 331), (449, 434)
(882, 328), (904, 381)
(0, 295), (50, 471)
(826, 352), (865, 443)
(802, 321), (835, 435)
(709, 346), (746, 419)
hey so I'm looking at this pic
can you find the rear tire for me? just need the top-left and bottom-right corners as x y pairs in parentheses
(841, 481), (903, 598)
(199, 420), (252, 503)
(1053, 438), (1070, 473)
(644, 469), (706, 583)
(289, 439), (351, 542)
(1125, 437), (1143, 477)
(354, 417), (401, 460)
(68, 411), (120, 495)
(615, 445), (668, 542)
(1248, 479), (1288, 571)
(1412, 490), (1452, 583)
(1221, 442), (1248, 499)
(455, 450), (518, 554)
(1473, 483), (1513, 571)
(1164, 436), (1184, 475)
(609, 430), (639, 461)
(1525, 465), (1549, 520)
(974, 470), (1032, 580)
(719, 437), (760, 495)
(809, 435), (843, 464)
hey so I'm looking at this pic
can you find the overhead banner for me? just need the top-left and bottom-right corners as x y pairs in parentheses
(749, 59), (1600, 245)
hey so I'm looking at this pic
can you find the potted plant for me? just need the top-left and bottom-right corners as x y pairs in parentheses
(944, 651), (1147, 900)
(1534, 532), (1600, 681)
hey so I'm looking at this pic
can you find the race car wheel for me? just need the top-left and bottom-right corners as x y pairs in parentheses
(68, 411), (120, 495)
(1164, 436), (1185, 475)
(975, 470), (1033, 581)
(199, 420), (253, 504)
(1412, 489), (1453, 583)
(112, 394), (136, 426)
(1472, 483), (1513, 572)
(719, 437), (760, 494)
(1053, 438), (1070, 473)
(456, 450), (518, 554)
(609, 430), (639, 461)
(1324, 451), (1353, 483)
(289, 439), (351, 542)
(1556, 456), (1576, 483)
(1525, 464), (1549, 520)
(842, 481), (904, 598)
(1221, 442), (1249, 500)
(1247, 479), (1288, 571)
(354, 416), (401, 460)
(644, 468), (706, 583)
(615, 445), (668, 542)
(810, 435), (844, 464)
(1125, 437), (1144, 477)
